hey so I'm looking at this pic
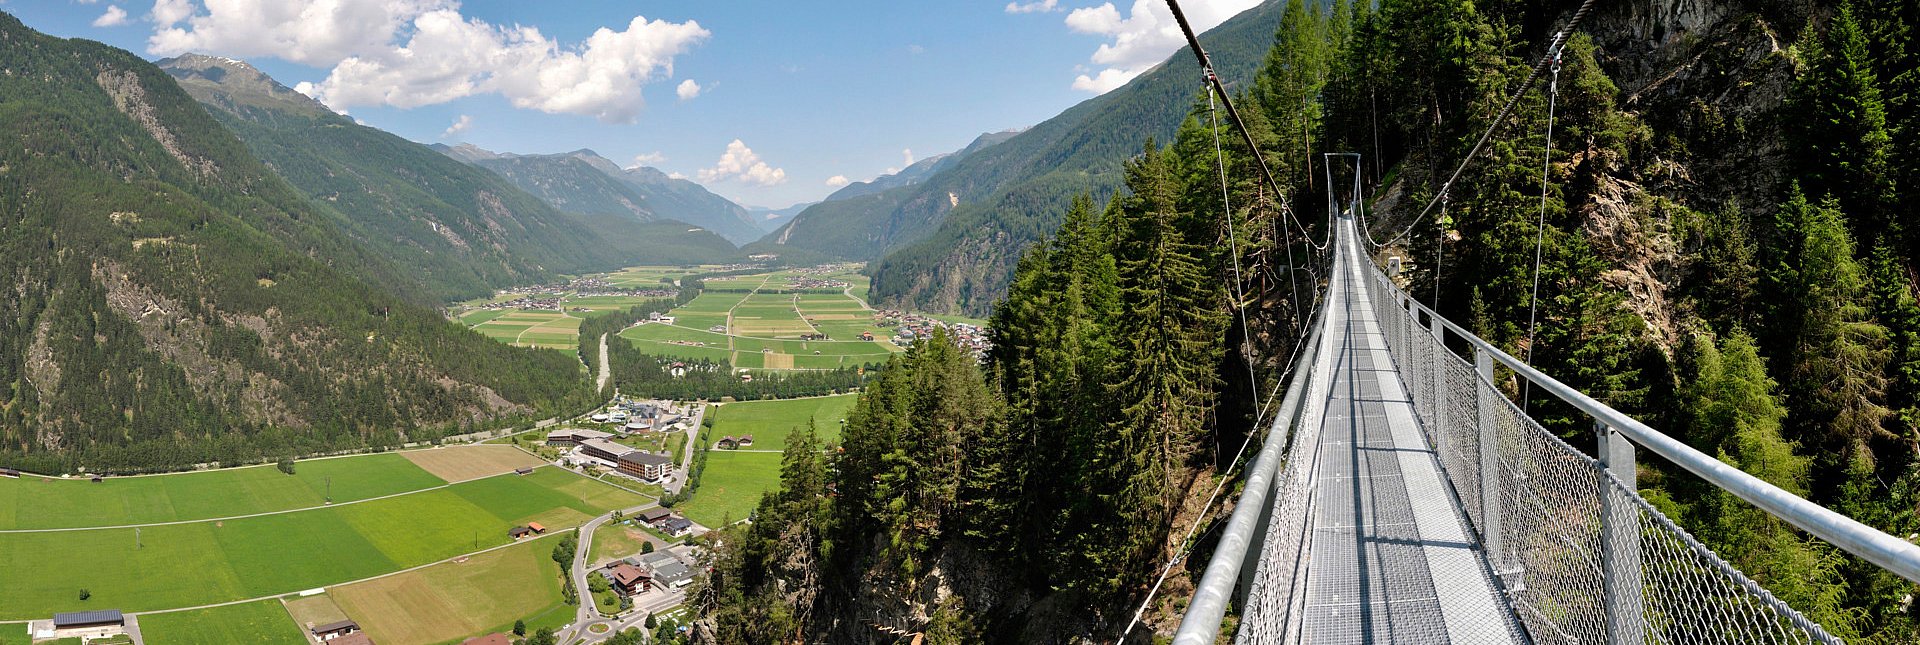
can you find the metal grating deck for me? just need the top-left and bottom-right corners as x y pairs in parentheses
(1297, 230), (1528, 645)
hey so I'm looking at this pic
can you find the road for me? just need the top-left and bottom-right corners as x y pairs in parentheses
(597, 333), (612, 393)
(558, 504), (682, 645)
(666, 403), (705, 495)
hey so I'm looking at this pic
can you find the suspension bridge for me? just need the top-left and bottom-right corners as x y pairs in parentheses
(1147, 0), (1920, 641)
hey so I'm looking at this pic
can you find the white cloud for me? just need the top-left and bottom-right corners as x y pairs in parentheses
(629, 152), (667, 168)
(825, 175), (850, 188)
(667, 171), (688, 180)
(1005, 0), (1058, 13)
(764, 213), (780, 220)
(92, 5), (127, 27)
(1065, 0), (1258, 93)
(697, 140), (786, 187)
(907, 44), (925, 55)
(440, 114), (471, 138)
(901, 148), (915, 167)
(144, 1), (708, 124)
(676, 79), (702, 101)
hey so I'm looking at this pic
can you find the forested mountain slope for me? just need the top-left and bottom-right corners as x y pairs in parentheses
(0, 14), (597, 474)
(760, 0), (1288, 315)
(161, 55), (731, 301)
(436, 145), (766, 246)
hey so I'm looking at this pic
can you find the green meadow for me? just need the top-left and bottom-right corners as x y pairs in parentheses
(0, 453), (444, 530)
(137, 600), (306, 645)
(706, 394), (855, 449)
(0, 466), (643, 619)
(678, 451), (783, 528)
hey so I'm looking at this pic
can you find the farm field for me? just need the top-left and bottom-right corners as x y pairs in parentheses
(0, 452), (445, 530)
(138, 600), (306, 645)
(330, 535), (570, 645)
(706, 394), (856, 449)
(399, 444), (547, 482)
(0, 623), (26, 645)
(283, 594), (352, 631)
(0, 466), (644, 619)
(464, 310), (582, 351)
(678, 451), (782, 528)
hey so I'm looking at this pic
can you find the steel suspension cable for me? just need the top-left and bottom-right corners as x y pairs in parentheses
(1521, 53), (1562, 413)
(1165, 0), (1329, 253)
(1361, 0), (1601, 250)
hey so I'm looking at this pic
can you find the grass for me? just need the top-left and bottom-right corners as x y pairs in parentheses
(0, 453), (446, 530)
(0, 623), (27, 645)
(330, 535), (570, 645)
(588, 521), (655, 564)
(678, 451), (782, 528)
(706, 394), (856, 449)
(138, 600), (306, 645)
(0, 467), (643, 619)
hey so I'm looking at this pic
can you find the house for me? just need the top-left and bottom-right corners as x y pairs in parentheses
(328, 634), (375, 645)
(617, 450), (672, 482)
(716, 436), (738, 450)
(625, 420), (650, 433)
(461, 634), (512, 645)
(0, 467), (19, 478)
(311, 619), (362, 641)
(509, 526), (535, 540)
(860, 331), (875, 341)
(736, 435), (754, 447)
(648, 312), (663, 321)
(527, 522), (547, 534)
(604, 562), (650, 596)
(580, 437), (636, 463)
(638, 508), (693, 536)
(657, 516), (694, 537)
(634, 551), (695, 588)
(514, 467), (535, 476)
(49, 610), (126, 640)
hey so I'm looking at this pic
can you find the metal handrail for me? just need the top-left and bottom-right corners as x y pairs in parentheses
(1172, 260), (1336, 645)
(1370, 267), (1920, 584)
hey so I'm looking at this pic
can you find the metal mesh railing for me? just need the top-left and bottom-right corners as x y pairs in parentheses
(1365, 269), (1841, 645)
(1237, 266), (1344, 645)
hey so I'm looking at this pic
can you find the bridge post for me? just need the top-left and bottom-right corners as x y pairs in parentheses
(1598, 419), (1645, 645)
(1475, 349), (1503, 568)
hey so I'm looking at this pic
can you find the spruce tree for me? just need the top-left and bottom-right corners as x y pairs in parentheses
(1790, 2), (1896, 241)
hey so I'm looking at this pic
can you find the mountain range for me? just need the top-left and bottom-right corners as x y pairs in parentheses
(157, 54), (737, 302)
(0, 13), (598, 472)
(761, 0), (1289, 315)
(431, 144), (770, 246)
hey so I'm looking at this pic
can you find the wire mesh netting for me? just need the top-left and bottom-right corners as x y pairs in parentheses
(1353, 269), (1840, 645)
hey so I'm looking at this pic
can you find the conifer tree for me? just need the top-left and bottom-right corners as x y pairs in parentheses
(1791, 2), (1896, 241)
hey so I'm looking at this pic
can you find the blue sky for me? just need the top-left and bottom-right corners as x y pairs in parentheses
(8, 0), (1260, 207)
